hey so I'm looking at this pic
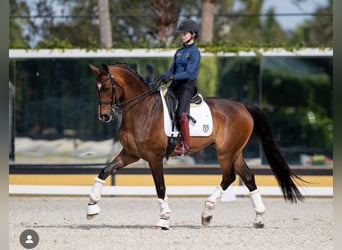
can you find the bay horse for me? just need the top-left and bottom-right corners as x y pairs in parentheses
(87, 63), (304, 229)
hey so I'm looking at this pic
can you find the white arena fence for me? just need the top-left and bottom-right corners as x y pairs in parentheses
(9, 185), (332, 201)
(9, 48), (333, 59)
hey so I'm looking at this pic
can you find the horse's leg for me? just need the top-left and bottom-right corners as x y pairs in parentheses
(149, 158), (171, 230)
(201, 158), (236, 226)
(234, 155), (266, 228)
(86, 149), (139, 219)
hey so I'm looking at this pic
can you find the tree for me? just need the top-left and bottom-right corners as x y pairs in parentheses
(9, 0), (33, 48)
(151, 0), (179, 45)
(200, 0), (217, 44)
(290, 0), (332, 46)
(10, 0), (329, 49)
(261, 8), (287, 43)
(97, 0), (112, 48)
(215, 0), (286, 44)
(35, 0), (99, 48)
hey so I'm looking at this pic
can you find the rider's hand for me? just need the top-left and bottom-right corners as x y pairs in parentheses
(155, 75), (173, 85)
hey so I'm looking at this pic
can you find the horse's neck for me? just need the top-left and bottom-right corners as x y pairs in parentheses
(123, 83), (148, 99)
(110, 65), (159, 125)
(120, 92), (161, 128)
(112, 67), (148, 99)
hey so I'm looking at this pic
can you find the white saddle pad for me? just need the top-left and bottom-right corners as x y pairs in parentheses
(160, 88), (213, 137)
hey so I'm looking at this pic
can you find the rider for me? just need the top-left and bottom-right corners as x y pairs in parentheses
(155, 19), (201, 155)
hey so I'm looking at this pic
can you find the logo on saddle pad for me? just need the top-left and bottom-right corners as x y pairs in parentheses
(160, 88), (213, 137)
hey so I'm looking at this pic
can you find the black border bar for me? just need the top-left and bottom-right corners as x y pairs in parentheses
(9, 164), (333, 176)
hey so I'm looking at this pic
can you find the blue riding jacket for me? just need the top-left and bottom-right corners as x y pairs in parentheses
(163, 43), (201, 81)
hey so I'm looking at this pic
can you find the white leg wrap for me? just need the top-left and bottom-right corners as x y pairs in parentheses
(250, 189), (266, 228)
(155, 218), (170, 230)
(202, 186), (224, 222)
(158, 196), (172, 219)
(207, 186), (224, 204)
(250, 188), (266, 214)
(155, 196), (171, 230)
(87, 202), (100, 216)
(202, 200), (215, 219)
(89, 177), (105, 202)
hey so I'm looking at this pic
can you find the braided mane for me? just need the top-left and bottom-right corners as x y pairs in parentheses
(110, 62), (146, 83)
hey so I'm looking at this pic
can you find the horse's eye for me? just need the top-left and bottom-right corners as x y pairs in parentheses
(97, 82), (110, 91)
(102, 85), (110, 91)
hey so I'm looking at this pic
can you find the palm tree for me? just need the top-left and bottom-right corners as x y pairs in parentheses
(200, 0), (217, 43)
(151, 0), (178, 44)
(97, 0), (112, 48)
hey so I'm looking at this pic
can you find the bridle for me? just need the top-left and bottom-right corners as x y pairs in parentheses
(97, 70), (156, 117)
(97, 71), (117, 105)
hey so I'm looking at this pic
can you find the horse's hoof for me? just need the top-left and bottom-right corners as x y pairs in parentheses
(253, 221), (264, 228)
(201, 215), (212, 226)
(155, 218), (170, 230)
(87, 213), (98, 220)
(153, 226), (170, 230)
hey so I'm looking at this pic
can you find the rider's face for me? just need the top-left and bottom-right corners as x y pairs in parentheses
(180, 32), (193, 44)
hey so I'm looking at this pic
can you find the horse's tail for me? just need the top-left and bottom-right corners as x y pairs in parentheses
(245, 104), (304, 203)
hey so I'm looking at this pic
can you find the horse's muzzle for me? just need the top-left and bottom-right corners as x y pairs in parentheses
(99, 113), (113, 123)
(98, 105), (114, 123)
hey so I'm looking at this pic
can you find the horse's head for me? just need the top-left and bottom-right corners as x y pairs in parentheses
(89, 63), (150, 123)
(89, 63), (123, 123)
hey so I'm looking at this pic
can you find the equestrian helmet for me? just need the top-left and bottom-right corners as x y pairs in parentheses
(177, 20), (199, 33)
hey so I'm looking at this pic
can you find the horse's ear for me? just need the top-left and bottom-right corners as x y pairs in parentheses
(89, 64), (99, 73)
(102, 64), (109, 73)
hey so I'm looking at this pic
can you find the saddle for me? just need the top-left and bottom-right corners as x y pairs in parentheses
(161, 87), (212, 159)
(162, 88), (202, 129)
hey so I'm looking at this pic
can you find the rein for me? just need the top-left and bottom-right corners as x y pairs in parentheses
(98, 70), (156, 116)
(112, 88), (156, 115)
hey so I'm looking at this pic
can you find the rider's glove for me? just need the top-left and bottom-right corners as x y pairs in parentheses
(155, 75), (173, 85)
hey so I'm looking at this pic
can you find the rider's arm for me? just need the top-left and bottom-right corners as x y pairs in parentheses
(173, 48), (201, 81)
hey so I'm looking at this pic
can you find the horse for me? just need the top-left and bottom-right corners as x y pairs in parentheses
(86, 63), (304, 230)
